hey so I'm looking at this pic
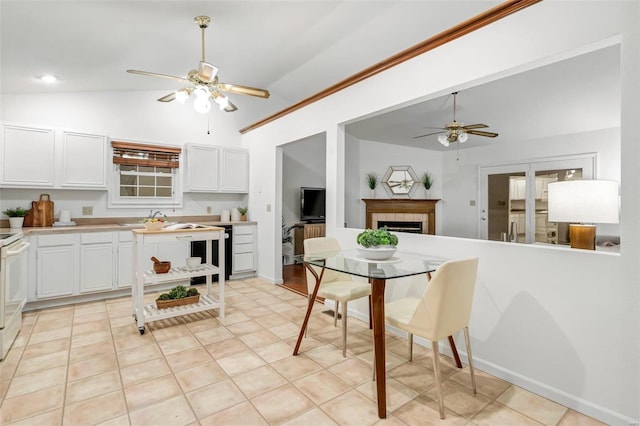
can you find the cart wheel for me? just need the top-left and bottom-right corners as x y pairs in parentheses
(138, 327), (145, 335)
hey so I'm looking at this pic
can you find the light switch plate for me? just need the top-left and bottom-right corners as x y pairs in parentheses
(82, 206), (93, 215)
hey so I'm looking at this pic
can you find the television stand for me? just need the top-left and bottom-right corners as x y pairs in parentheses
(293, 222), (326, 256)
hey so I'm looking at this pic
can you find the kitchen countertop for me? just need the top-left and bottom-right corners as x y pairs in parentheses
(0, 216), (256, 235)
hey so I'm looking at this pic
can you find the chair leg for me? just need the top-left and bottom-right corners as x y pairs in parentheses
(334, 301), (339, 327)
(408, 333), (413, 361)
(341, 301), (348, 357)
(305, 295), (312, 338)
(431, 341), (445, 419)
(464, 326), (477, 394)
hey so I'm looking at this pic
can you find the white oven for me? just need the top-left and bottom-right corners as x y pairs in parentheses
(1, 232), (29, 361)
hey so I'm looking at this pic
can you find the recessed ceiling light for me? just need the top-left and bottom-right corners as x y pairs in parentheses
(40, 75), (57, 83)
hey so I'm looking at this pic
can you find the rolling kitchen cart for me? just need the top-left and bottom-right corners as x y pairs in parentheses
(131, 226), (225, 334)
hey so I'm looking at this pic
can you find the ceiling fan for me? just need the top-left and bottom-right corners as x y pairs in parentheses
(413, 92), (498, 146)
(127, 15), (270, 113)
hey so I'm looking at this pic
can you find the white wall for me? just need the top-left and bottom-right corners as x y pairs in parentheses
(0, 90), (277, 218)
(244, 2), (639, 424)
(344, 137), (443, 230)
(282, 134), (326, 227)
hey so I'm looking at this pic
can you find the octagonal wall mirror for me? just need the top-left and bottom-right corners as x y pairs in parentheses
(382, 166), (419, 198)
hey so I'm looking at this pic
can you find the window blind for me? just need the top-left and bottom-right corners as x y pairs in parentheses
(111, 141), (181, 168)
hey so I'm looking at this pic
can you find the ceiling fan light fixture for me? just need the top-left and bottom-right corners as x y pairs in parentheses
(214, 95), (230, 110)
(175, 90), (189, 104)
(193, 96), (211, 114)
(458, 131), (469, 143)
(438, 134), (449, 147)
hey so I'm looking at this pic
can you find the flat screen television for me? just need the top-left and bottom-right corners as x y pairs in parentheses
(300, 187), (326, 222)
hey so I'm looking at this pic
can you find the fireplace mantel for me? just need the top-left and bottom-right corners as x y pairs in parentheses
(362, 199), (439, 235)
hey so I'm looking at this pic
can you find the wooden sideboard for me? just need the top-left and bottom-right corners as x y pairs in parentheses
(294, 222), (326, 255)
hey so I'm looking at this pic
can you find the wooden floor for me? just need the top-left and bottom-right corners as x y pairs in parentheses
(281, 263), (324, 303)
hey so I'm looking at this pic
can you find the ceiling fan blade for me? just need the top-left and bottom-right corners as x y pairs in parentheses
(217, 82), (270, 98)
(423, 126), (447, 130)
(157, 92), (176, 102)
(127, 69), (189, 83)
(198, 61), (218, 83)
(223, 100), (238, 112)
(467, 130), (499, 138)
(414, 131), (445, 139)
(462, 123), (488, 130)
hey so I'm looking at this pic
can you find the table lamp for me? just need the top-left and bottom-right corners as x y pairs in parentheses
(547, 180), (619, 250)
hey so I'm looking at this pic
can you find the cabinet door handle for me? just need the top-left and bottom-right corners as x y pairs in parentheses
(176, 236), (193, 241)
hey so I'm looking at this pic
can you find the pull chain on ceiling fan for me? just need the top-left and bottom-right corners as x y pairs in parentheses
(413, 92), (498, 147)
(127, 15), (270, 114)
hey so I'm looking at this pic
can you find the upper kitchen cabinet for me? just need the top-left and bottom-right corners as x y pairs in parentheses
(0, 124), (108, 189)
(60, 131), (108, 189)
(185, 144), (220, 192)
(1, 125), (56, 187)
(221, 148), (249, 193)
(184, 143), (248, 193)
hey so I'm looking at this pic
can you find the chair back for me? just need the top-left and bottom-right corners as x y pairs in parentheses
(303, 237), (352, 293)
(409, 257), (479, 341)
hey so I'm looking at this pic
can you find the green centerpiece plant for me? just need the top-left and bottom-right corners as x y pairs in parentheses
(3, 207), (28, 217)
(357, 227), (398, 248)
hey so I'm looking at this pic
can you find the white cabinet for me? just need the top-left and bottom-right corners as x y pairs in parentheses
(185, 144), (220, 192)
(221, 148), (249, 192)
(1, 125), (56, 187)
(184, 143), (248, 193)
(117, 233), (133, 289)
(36, 234), (78, 298)
(60, 131), (108, 188)
(232, 224), (257, 277)
(0, 124), (108, 189)
(79, 232), (114, 293)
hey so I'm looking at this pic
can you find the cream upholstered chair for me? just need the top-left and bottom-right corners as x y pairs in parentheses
(385, 257), (479, 419)
(304, 237), (372, 357)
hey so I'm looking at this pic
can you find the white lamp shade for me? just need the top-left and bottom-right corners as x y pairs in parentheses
(547, 180), (619, 224)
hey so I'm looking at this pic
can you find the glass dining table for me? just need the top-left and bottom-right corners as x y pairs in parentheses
(292, 249), (460, 419)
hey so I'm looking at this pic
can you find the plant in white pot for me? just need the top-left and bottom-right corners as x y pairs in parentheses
(421, 172), (433, 198)
(3, 207), (28, 229)
(366, 172), (378, 198)
(356, 227), (399, 260)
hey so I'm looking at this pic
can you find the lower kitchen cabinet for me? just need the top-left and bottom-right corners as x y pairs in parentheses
(36, 234), (78, 298)
(80, 232), (114, 293)
(232, 224), (257, 278)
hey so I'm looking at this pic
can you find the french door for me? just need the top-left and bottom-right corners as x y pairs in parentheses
(479, 155), (595, 244)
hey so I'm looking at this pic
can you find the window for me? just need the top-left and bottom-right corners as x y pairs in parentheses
(479, 154), (596, 244)
(109, 141), (183, 207)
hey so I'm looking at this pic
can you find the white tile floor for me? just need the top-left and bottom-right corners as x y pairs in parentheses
(0, 277), (605, 425)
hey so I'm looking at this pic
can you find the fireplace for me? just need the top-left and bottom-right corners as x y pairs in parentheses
(377, 221), (423, 234)
(362, 199), (439, 235)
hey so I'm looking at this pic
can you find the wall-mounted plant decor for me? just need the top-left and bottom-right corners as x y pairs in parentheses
(382, 166), (418, 198)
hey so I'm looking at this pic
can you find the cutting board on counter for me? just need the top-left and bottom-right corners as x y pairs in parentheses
(24, 194), (54, 227)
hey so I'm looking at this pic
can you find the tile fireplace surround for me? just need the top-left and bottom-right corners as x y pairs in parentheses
(362, 199), (439, 235)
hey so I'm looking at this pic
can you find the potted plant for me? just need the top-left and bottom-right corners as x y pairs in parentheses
(366, 172), (378, 198)
(156, 285), (200, 309)
(3, 207), (28, 229)
(421, 172), (433, 198)
(356, 227), (399, 260)
(238, 207), (248, 221)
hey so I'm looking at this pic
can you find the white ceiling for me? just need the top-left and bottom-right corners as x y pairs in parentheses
(0, 2), (620, 143)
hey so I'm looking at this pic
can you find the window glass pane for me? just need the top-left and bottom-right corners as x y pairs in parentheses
(120, 175), (137, 185)
(120, 165), (137, 172)
(535, 168), (583, 245)
(120, 187), (137, 196)
(140, 166), (154, 173)
(157, 176), (172, 186)
(157, 167), (171, 174)
(139, 187), (155, 197)
(139, 176), (155, 186)
(156, 188), (172, 197)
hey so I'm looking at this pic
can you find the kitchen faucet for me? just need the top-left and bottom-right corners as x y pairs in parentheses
(149, 210), (165, 219)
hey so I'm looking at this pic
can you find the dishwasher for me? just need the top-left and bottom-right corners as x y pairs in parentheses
(191, 225), (232, 284)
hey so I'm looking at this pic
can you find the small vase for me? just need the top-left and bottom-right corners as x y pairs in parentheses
(9, 217), (24, 229)
(370, 189), (376, 199)
(240, 214), (247, 221)
(424, 188), (431, 199)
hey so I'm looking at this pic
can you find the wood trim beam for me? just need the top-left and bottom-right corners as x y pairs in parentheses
(240, 0), (542, 135)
